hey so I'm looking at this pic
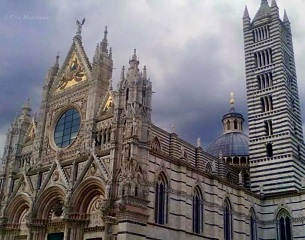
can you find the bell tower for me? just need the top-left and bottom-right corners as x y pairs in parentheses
(243, 0), (305, 194)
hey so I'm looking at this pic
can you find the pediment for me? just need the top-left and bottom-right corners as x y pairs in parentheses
(52, 39), (91, 93)
(97, 91), (114, 117)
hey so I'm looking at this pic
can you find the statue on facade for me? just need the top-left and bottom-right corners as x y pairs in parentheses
(76, 18), (85, 35)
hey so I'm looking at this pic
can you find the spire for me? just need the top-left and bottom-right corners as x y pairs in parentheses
(171, 123), (175, 133)
(121, 66), (125, 81)
(243, 6), (250, 19)
(55, 52), (59, 65)
(109, 78), (113, 91)
(129, 49), (139, 70)
(101, 26), (108, 52)
(271, 0), (278, 9)
(270, 0), (279, 17)
(197, 137), (201, 148)
(21, 98), (31, 118)
(252, 0), (271, 22)
(48, 52), (59, 77)
(283, 9), (290, 23)
(22, 98), (31, 113)
(132, 49), (137, 61)
(143, 65), (147, 79)
(95, 44), (99, 55)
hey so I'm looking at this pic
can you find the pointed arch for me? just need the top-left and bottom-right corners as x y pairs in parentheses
(35, 185), (65, 220)
(5, 193), (31, 228)
(233, 119), (238, 129)
(250, 208), (257, 240)
(224, 198), (233, 240)
(70, 177), (105, 215)
(154, 172), (168, 225)
(193, 186), (204, 234)
(206, 162), (212, 173)
(277, 209), (292, 240)
(151, 136), (161, 152)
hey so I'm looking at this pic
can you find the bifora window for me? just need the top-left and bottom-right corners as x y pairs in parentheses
(54, 108), (81, 148)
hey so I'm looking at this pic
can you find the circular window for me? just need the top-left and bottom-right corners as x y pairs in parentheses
(54, 108), (81, 148)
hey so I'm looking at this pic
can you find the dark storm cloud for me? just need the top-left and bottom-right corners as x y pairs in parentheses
(1, 0), (305, 156)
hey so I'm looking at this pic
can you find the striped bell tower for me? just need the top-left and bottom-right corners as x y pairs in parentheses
(243, 0), (305, 194)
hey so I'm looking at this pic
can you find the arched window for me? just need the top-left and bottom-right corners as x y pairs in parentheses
(193, 187), (203, 234)
(206, 162), (212, 173)
(250, 208), (257, 240)
(277, 210), (292, 240)
(227, 120), (230, 130)
(266, 143), (273, 157)
(224, 199), (233, 240)
(155, 173), (168, 225)
(234, 120), (238, 130)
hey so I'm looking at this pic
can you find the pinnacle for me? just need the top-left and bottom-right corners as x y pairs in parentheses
(283, 9), (290, 23)
(271, 0), (278, 8)
(261, 0), (268, 5)
(243, 5), (250, 19)
(55, 52), (59, 65)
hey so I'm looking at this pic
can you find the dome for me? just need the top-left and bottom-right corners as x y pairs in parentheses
(206, 132), (249, 157)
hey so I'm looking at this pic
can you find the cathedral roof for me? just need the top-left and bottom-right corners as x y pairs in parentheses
(252, 0), (271, 22)
(206, 132), (249, 157)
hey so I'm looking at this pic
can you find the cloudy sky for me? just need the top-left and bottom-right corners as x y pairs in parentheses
(1, 0), (305, 157)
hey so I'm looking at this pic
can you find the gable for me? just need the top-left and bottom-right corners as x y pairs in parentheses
(51, 36), (92, 94)
(55, 49), (88, 92)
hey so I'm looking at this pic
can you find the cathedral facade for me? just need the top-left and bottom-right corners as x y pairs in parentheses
(0, 1), (305, 239)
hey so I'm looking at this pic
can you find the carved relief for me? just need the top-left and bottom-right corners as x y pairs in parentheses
(57, 53), (87, 91)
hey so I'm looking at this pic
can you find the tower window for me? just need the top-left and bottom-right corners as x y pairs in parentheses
(155, 173), (168, 225)
(257, 72), (273, 89)
(261, 96), (273, 112)
(254, 48), (273, 68)
(253, 26), (270, 42)
(265, 120), (273, 136)
(193, 187), (203, 234)
(266, 143), (273, 157)
(226, 120), (230, 130)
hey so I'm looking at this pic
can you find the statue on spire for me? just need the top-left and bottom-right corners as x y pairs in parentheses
(76, 18), (85, 35)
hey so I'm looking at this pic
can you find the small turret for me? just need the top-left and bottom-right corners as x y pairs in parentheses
(129, 49), (139, 71)
(21, 99), (31, 117)
(222, 93), (244, 134)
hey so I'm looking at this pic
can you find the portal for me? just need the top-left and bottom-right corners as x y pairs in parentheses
(47, 232), (64, 240)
